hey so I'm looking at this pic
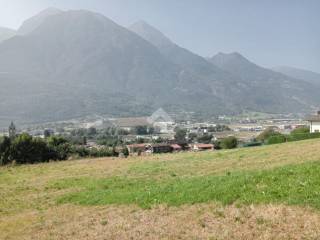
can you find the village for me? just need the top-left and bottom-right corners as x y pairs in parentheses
(1, 108), (316, 157)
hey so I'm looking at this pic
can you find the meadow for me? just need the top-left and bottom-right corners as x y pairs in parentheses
(1, 139), (320, 239)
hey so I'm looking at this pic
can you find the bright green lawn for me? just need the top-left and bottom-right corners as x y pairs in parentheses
(52, 161), (320, 209)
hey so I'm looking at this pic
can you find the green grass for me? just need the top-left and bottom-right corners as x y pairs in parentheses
(2, 139), (320, 239)
(1, 138), (320, 214)
(52, 161), (320, 209)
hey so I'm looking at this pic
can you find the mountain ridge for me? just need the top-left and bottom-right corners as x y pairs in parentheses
(0, 27), (16, 43)
(0, 9), (318, 126)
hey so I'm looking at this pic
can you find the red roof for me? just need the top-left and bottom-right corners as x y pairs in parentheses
(193, 143), (214, 149)
(171, 144), (182, 149)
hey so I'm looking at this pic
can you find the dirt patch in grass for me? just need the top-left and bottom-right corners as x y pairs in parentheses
(2, 203), (319, 240)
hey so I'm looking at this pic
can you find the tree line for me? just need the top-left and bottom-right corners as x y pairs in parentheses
(0, 133), (119, 166)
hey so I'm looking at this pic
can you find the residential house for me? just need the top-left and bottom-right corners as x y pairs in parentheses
(171, 144), (182, 152)
(151, 144), (173, 154)
(191, 143), (214, 151)
(306, 111), (320, 133)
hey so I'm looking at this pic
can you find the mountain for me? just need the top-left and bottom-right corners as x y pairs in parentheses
(131, 22), (320, 114)
(0, 10), (186, 125)
(209, 52), (320, 112)
(129, 21), (249, 112)
(129, 21), (236, 86)
(0, 9), (319, 126)
(0, 27), (16, 43)
(272, 66), (320, 86)
(17, 8), (63, 35)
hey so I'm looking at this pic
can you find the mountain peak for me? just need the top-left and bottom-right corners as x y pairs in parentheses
(129, 20), (172, 47)
(214, 51), (248, 61)
(18, 7), (63, 35)
(210, 51), (254, 70)
(38, 7), (62, 15)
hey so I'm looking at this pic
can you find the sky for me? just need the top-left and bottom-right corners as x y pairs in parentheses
(0, 0), (319, 72)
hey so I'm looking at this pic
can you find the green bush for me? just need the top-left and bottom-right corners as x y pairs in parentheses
(267, 134), (287, 145)
(220, 136), (238, 149)
(256, 128), (282, 142)
(288, 132), (320, 142)
(0, 136), (12, 165)
(290, 126), (309, 135)
(11, 134), (52, 164)
(0, 134), (72, 165)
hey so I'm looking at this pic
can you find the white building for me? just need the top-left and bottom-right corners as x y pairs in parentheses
(147, 108), (175, 134)
(306, 111), (320, 133)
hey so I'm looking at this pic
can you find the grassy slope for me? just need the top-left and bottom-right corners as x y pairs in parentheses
(1, 139), (320, 239)
(54, 161), (320, 209)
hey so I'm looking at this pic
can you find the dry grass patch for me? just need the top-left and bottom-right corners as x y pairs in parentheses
(1, 203), (320, 240)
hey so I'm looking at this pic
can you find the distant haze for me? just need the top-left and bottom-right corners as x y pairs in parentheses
(0, 0), (319, 72)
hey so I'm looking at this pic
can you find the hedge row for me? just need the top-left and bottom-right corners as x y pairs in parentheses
(267, 132), (320, 145)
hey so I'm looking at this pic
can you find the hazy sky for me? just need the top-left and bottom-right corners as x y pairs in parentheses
(0, 0), (319, 72)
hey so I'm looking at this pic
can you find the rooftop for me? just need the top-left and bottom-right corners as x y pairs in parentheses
(306, 111), (320, 122)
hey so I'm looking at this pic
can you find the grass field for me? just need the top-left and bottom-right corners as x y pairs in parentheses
(1, 139), (320, 239)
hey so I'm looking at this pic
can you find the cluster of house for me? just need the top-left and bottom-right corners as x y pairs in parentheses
(126, 143), (214, 155)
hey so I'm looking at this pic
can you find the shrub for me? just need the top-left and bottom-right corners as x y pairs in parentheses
(197, 134), (213, 144)
(256, 128), (281, 142)
(122, 147), (129, 157)
(267, 134), (287, 145)
(0, 136), (12, 165)
(290, 126), (309, 135)
(288, 132), (320, 142)
(220, 136), (238, 149)
(47, 136), (72, 160)
(11, 134), (52, 164)
(73, 146), (90, 158)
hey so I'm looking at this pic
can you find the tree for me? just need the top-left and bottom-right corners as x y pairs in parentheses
(122, 146), (129, 157)
(174, 128), (187, 145)
(44, 129), (52, 138)
(220, 136), (238, 149)
(148, 127), (155, 135)
(134, 126), (148, 135)
(188, 133), (198, 143)
(11, 133), (52, 164)
(47, 136), (68, 146)
(47, 136), (71, 160)
(256, 128), (281, 142)
(117, 129), (130, 135)
(197, 134), (213, 144)
(8, 122), (16, 140)
(0, 136), (12, 165)
(82, 136), (87, 146)
(88, 127), (97, 136)
(267, 134), (287, 145)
